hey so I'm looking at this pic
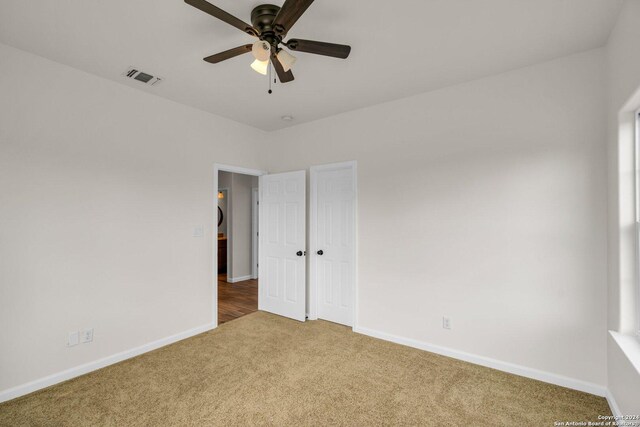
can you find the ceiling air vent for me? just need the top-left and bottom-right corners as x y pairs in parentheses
(122, 67), (163, 86)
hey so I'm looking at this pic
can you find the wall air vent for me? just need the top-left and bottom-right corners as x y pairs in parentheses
(122, 67), (163, 86)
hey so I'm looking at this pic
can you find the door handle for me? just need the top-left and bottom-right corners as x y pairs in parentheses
(317, 250), (324, 256)
(296, 251), (304, 257)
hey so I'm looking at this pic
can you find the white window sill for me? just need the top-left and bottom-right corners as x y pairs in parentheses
(609, 330), (640, 375)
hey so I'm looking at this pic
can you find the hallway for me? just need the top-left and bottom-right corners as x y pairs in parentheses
(217, 274), (258, 325)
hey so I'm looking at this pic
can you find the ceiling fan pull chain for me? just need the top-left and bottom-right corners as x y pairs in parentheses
(268, 62), (273, 94)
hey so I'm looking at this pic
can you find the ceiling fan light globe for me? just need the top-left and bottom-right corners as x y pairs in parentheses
(277, 49), (297, 72)
(251, 59), (269, 75)
(252, 41), (271, 61)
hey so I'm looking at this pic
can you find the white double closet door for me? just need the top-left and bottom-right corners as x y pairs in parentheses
(258, 163), (356, 327)
(310, 163), (356, 327)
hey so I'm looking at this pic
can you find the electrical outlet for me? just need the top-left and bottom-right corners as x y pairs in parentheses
(442, 317), (451, 330)
(80, 328), (94, 344)
(67, 331), (79, 347)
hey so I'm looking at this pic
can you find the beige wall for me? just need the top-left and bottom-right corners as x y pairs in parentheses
(605, 0), (640, 415)
(266, 49), (608, 387)
(0, 42), (267, 393)
(3, 17), (638, 406)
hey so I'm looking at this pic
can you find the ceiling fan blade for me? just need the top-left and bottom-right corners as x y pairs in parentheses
(272, 0), (314, 36)
(271, 53), (295, 83)
(203, 45), (253, 63)
(185, 0), (258, 36)
(286, 39), (351, 59)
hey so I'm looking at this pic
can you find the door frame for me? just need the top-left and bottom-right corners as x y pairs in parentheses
(252, 187), (259, 280)
(213, 164), (267, 327)
(308, 161), (358, 327)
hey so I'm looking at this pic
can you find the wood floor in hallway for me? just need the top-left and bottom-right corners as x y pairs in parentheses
(218, 274), (258, 325)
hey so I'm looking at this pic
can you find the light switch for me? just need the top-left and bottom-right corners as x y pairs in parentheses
(193, 226), (204, 238)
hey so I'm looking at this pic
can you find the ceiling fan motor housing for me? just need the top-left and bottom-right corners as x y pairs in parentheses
(251, 4), (282, 46)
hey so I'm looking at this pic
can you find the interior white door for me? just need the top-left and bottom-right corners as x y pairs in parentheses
(258, 171), (306, 322)
(312, 164), (356, 326)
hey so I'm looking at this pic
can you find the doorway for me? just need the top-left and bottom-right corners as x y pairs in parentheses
(214, 164), (265, 326)
(213, 162), (357, 327)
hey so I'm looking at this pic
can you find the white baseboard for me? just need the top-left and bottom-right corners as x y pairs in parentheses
(0, 323), (215, 404)
(226, 275), (253, 283)
(0, 321), (614, 410)
(606, 389), (623, 418)
(353, 325), (607, 397)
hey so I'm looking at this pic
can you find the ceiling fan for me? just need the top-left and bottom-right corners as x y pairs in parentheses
(184, 0), (351, 84)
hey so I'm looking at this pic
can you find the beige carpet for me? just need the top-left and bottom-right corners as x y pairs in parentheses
(0, 312), (610, 426)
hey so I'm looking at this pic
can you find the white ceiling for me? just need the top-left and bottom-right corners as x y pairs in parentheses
(0, 0), (623, 131)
